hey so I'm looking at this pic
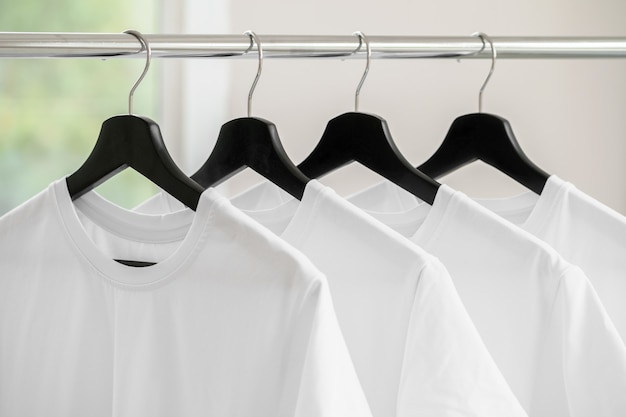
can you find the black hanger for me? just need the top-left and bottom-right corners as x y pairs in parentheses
(418, 113), (549, 194)
(190, 117), (308, 199)
(188, 31), (308, 200)
(418, 33), (549, 194)
(66, 114), (203, 210)
(66, 30), (204, 267)
(66, 30), (202, 210)
(298, 112), (439, 204)
(297, 32), (440, 205)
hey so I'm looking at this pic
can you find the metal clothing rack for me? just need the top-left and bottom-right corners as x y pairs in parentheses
(1, 33), (626, 60)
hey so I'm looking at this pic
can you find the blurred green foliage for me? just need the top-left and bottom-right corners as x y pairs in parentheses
(0, 0), (161, 214)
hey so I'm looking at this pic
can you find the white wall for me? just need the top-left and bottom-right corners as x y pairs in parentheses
(165, 0), (626, 214)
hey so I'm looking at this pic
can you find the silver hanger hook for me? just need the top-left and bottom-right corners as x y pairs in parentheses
(353, 31), (371, 112)
(123, 30), (152, 115)
(243, 30), (263, 117)
(472, 32), (496, 113)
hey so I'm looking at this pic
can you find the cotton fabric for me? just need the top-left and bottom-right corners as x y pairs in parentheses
(136, 181), (529, 417)
(0, 179), (372, 417)
(348, 180), (626, 417)
(473, 175), (626, 344)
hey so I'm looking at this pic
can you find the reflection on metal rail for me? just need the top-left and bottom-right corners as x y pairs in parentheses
(1, 33), (626, 59)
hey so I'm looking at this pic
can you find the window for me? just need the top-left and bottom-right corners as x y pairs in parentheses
(0, 0), (159, 214)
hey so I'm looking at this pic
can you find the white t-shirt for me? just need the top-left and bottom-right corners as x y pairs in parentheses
(0, 179), (372, 417)
(471, 175), (626, 344)
(136, 181), (528, 417)
(348, 180), (626, 417)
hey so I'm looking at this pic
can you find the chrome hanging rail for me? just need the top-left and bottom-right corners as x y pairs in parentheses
(1, 33), (626, 59)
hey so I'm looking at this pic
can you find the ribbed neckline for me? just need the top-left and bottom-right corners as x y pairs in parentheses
(231, 182), (300, 236)
(472, 175), (566, 234)
(53, 178), (218, 289)
(347, 181), (458, 248)
(279, 180), (328, 246)
(230, 180), (326, 246)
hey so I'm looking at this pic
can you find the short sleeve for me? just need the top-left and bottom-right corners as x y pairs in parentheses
(397, 260), (528, 417)
(559, 266), (626, 416)
(293, 278), (373, 417)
